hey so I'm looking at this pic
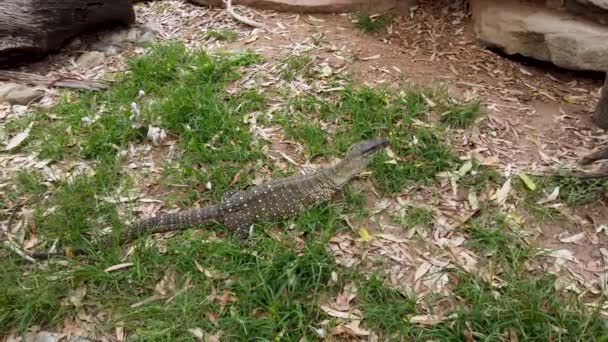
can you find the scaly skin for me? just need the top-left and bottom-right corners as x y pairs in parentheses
(30, 138), (388, 259)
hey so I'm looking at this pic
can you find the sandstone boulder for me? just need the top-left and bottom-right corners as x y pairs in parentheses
(471, 0), (608, 72)
(565, 0), (608, 24)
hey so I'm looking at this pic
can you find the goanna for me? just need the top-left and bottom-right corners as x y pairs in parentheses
(31, 138), (389, 259)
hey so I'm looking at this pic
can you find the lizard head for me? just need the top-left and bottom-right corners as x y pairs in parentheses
(346, 138), (389, 158)
(330, 139), (389, 187)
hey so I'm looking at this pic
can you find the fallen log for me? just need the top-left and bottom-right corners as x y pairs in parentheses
(0, 0), (135, 67)
(0, 70), (108, 91)
(580, 146), (608, 165)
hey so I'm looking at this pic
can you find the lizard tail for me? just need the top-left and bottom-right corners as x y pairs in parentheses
(28, 205), (220, 260)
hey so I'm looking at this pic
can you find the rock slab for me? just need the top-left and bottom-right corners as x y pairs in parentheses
(0, 0), (135, 67)
(471, 0), (608, 72)
(0, 82), (44, 105)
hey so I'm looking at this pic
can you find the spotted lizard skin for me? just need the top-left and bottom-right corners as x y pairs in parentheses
(30, 139), (388, 259)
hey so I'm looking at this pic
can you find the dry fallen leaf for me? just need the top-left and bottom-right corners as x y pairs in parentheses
(548, 249), (577, 262)
(537, 186), (560, 204)
(357, 227), (373, 242)
(4, 122), (33, 151)
(559, 232), (585, 244)
(194, 260), (229, 280)
(414, 261), (432, 282)
(104, 263), (134, 273)
(331, 321), (370, 337)
(494, 178), (512, 206)
(517, 173), (536, 191)
(409, 314), (446, 325)
(155, 270), (177, 296)
(376, 233), (407, 243)
(319, 305), (361, 319)
(361, 54), (380, 61)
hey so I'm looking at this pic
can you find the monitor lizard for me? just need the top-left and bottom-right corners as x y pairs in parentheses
(29, 138), (389, 259)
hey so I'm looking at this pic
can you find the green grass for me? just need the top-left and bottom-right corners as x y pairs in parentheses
(353, 207), (608, 340)
(279, 53), (315, 81)
(413, 271), (608, 340)
(398, 206), (434, 230)
(283, 85), (466, 194)
(352, 13), (392, 33)
(356, 274), (417, 334)
(205, 29), (238, 41)
(439, 99), (481, 128)
(284, 86), (485, 194)
(514, 173), (608, 222)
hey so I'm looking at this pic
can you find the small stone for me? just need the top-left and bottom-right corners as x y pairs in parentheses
(328, 57), (346, 69)
(66, 37), (83, 50)
(137, 31), (156, 44)
(0, 83), (19, 99)
(33, 331), (60, 342)
(76, 51), (105, 69)
(11, 105), (29, 116)
(126, 27), (140, 42)
(0, 83), (44, 105)
(89, 42), (122, 56)
(140, 21), (161, 34)
(102, 29), (128, 44)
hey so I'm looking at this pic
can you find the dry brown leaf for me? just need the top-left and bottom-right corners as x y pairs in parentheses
(69, 286), (87, 308)
(194, 260), (229, 280)
(376, 233), (407, 243)
(244, 34), (258, 44)
(548, 249), (577, 262)
(414, 261), (432, 282)
(104, 263), (134, 273)
(116, 326), (125, 341)
(334, 283), (357, 311)
(409, 314), (446, 325)
(319, 305), (361, 319)
(155, 270), (177, 296)
(130, 295), (162, 308)
(559, 232), (585, 243)
(331, 321), (370, 337)
(537, 186), (559, 204)
(4, 122), (33, 151)
(494, 178), (512, 206)
(361, 54), (381, 61)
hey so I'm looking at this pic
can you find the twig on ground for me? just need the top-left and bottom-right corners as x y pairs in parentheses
(580, 146), (608, 166)
(222, 0), (264, 28)
(2, 240), (36, 263)
(0, 70), (108, 91)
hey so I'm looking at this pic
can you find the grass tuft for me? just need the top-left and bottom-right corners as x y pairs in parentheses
(353, 13), (392, 33)
(205, 29), (238, 41)
(439, 100), (481, 128)
(280, 53), (315, 81)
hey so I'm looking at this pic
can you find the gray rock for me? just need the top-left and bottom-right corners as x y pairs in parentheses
(89, 42), (123, 56)
(140, 21), (161, 34)
(565, 0), (608, 24)
(66, 37), (83, 50)
(76, 51), (105, 69)
(33, 331), (60, 342)
(31, 331), (94, 342)
(137, 31), (156, 44)
(471, 0), (608, 72)
(0, 83), (20, 99)
(0, 83), (44, 105)
(102, 29), (128, 44)
(575, 0), (608, 10)
(126, 27), (140, 42)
